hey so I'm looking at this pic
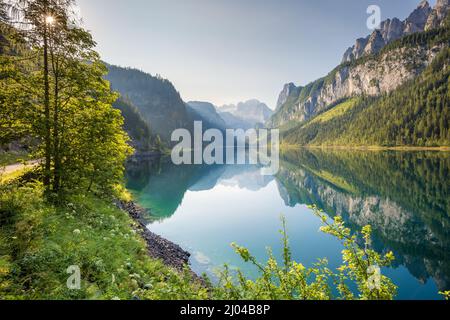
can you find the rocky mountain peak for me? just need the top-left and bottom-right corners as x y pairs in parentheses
(276, 83), (299, 111)
(418, 0), (430, 9)
(425, 0), (450, 30)
(341, 0), (449, 63)
(271, 0), (450, 128)
(379, 18), (404, 43)
(404, 0), (432, 34)
(364, 30), (385, 56)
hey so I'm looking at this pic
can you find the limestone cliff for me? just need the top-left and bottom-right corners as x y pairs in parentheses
(269, 1), (449, 127)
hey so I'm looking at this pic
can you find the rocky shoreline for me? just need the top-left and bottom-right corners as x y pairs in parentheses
(116, 200), (192, 272)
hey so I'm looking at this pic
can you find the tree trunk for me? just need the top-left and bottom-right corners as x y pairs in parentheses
(52, 64), (60, 192)
(43, 21), (51, 191)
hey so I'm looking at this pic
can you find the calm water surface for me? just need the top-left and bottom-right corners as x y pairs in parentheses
(126, 149), (450, 300)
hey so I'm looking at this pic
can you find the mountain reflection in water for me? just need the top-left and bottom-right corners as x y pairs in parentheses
(126, 149), (450, 300)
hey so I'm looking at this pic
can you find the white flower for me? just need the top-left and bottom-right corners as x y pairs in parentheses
(73, 229), (81, 235)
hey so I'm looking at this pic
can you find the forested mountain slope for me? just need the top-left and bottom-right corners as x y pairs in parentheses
(105, 65), (193, 142)
(283, 47), (450, 146)
(113, 98), (161, 152)
(272, 1), (450, 147)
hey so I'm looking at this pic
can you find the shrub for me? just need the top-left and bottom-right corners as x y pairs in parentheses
(213, 207), (397, 300)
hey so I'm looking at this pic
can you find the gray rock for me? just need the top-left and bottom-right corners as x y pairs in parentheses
(340, 0), (450, 63)
(272, 0), (450, 127)
(276, 83), (300, 111)
(364, 30), (385, 56)
(271, 44), (444, 126)
(380, 18), (404, 43)
(425, 0), (450, 30)
(404, 0), (432, 34)
(116, 200), (191, 271)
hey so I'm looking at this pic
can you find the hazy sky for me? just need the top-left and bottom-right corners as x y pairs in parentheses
(77, 0), (434, 109)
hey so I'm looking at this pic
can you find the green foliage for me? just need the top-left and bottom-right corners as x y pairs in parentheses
(113, 98), (164, 152)
(308, 98), (361, 125)
(0, 181), (207, 300)
(213, 213), (397, 300)
(440, 291), (450, 300)
(53, 67), (133, 194)
(1, 1), (134, 195)
(113, 98), (152, 148)
(284, 48), (450, 147)
(316, 211), (396, 300)
(381, 24), (450, 55)
(0, 23), (35, 145)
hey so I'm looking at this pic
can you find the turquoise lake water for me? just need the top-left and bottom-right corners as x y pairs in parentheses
(126, 149), (450, 300)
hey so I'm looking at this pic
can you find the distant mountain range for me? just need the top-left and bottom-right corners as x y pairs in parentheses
(217, 100), (273, 129)
(186, 99), (274, 131)
(105, 63), (273, 147)
(186, 101), (227, 130)
(269, 0), (450, 147)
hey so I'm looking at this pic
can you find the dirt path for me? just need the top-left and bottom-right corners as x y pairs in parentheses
(0, 160), (41, 175)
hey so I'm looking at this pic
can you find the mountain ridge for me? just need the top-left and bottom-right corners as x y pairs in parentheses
(269, 0), (450, 140)
(282, 46), (450, 147)
(186, 101), (227, 130)
(342, 0), (449, 63)
(104, 64), (193, 142)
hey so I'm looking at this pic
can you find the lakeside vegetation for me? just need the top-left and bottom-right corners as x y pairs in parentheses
(0, 176), (208, 300)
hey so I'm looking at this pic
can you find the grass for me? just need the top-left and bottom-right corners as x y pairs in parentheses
(0, 181), (207, 300)
(307, 98), (360, 126)
(0, 167), (33, 185)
